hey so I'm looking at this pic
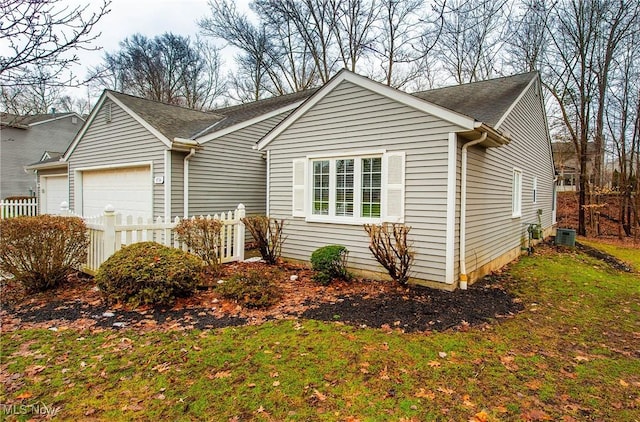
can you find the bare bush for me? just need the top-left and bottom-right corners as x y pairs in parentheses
(0, 215), (88, 291)
(363, 223), (414, 286)
(241, 216), (285, 265)
(175, 217), (223, 273)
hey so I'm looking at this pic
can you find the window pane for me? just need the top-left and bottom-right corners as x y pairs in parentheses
(362, 157), (382, 218)
(313, 160), (330, 215)
(336, 159), (354, 216)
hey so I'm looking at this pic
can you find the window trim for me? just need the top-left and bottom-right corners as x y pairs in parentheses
(532, 176), (538, 204)
(512, 168), (523, 218)
(306, 153), (384, 225)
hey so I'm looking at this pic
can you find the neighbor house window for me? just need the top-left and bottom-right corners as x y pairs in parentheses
(512, 168), (522, 217)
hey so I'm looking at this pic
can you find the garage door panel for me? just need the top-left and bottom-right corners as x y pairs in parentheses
(82, 167), (152, 218)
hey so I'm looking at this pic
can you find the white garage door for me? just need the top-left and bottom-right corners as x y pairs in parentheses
(82, 166), (152, 218)
(42, 175), (68, 215)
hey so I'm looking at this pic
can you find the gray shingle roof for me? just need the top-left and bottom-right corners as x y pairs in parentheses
(195, 89), (318, 138)
(411, 72), (538, 126)
(107, 91), (226, 140)
(1, 112), (78, 129)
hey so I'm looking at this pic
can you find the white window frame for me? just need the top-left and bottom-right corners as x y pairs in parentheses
(512, 168), (523, 218)
(307, 154), (383, 225)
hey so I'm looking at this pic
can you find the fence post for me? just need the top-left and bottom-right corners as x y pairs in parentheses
(60, 201), (70, 217)
(103, 204), (116, 259)
(236, 203), (245, 262)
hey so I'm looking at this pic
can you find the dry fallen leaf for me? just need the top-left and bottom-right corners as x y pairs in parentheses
(437, 386), (455, 395)
(313, 389), (327, 401)
(469, 410), (489, 422)
(213, 370), (232, 379)
(619, 379), (629, 387)
(414, 388), (435, 399)
(526, 379), (543, 390)
(428, 360), (441, 368)
(272, 381), (280, 387)
(16, 391), (32, 400)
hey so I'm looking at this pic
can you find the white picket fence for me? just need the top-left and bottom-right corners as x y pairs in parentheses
(0, 198), (38, 219)
(62, 204), (246, 275)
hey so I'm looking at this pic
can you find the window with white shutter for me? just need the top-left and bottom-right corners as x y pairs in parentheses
(292, 159), (306, 217)
(297, 151), (405, 224)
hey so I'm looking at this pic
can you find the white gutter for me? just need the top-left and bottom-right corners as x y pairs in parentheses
(183, 148), (196, 217)
(459, 132), (487, 290)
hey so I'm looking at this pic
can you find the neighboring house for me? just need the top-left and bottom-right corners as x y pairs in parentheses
(257, 70), (556, 289)
(551, 141), (596, 192)
(28, 89), (314, 219)
(0, 112), (83, 200)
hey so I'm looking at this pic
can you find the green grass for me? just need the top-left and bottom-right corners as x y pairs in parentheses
(2, 245), (639, 421)
(579, 238), (640, 270)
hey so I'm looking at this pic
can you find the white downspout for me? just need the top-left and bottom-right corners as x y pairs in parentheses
(183, 148), (196, 217)
(459, 132), (487, 290)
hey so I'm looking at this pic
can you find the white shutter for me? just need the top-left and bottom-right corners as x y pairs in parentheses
(292, 159), (307, 217)
(382, 152), (405, 223)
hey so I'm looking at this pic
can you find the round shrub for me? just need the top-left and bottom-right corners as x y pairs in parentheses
(310, 244), (350, 285)
(95, 242), (204, 306)
(0, 215), (88, 292)
(216, 270), (281, 309)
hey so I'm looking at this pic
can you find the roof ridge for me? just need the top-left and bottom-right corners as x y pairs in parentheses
(106, 89), (224, 117)
(412, 71), (538, 95)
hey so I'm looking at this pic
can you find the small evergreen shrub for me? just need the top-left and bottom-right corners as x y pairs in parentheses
(95, 242), (204, 306)
(363, 223), (414, 286)
(175, 217), (223, 273)
(310, 245), (350, 285)
(241, 216), (286, 264)
(0, 215), (88, 292)
(216, 270), (281, 309)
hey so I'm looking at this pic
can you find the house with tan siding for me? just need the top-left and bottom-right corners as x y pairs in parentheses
(257, 70), (556, 290)
(29, 89), (314, 219)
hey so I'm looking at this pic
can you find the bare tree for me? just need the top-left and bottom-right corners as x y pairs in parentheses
(543, 0), (639, 236)
(372, 0), (431, 87)
(506, 0), (550, 73)
(330, 0), (379, 73)
(199, 0), (275, 101)
(0, 68), (63, 114)
(90, 33), (225, 109)
(0, 0), (110, 87)
(436, 0), (511, 84)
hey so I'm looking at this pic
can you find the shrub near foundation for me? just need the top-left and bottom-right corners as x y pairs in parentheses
(310, 245), (350, 285)
(95, 242), (204, 306)
(0, 215), (88, 292)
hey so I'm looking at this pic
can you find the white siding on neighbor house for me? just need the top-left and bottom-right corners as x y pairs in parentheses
(461, 80), (555, 274)
(68, 99), (166, 217)
(266, 80), (464, 283)
(187, 113), (289, 217)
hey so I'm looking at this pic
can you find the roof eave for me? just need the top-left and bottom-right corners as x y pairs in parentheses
(461, 122), (511, 147)
(24, 160), (69, 171)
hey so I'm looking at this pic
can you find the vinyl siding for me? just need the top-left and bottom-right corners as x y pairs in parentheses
(1, 116), (80, 198)
(461, 79), (555, 273)
(187, 113), (289, 217)
(266, 80), (464, 283)
(68, 98), (166, 217)
(171, 151), (185, 217)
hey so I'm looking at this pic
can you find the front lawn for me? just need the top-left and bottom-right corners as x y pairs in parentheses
(1, 244), (639, 421)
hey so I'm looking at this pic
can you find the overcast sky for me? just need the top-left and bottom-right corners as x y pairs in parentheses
(65, 0), (251, 96)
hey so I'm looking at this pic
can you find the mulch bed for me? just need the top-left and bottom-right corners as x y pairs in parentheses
(0, 261), (523, 334)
